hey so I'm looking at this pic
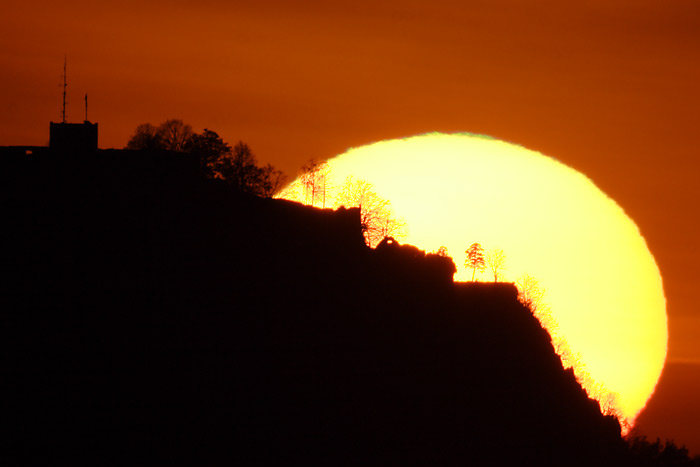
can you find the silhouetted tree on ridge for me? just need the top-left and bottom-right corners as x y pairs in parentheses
(281, 162), (407, 247)
(125, 123), (162, 151)
(125, 119), (286, 197)
(485, 248), (506, 282)
(465, 242), (486, 281)
(157, 119), (194, 152)
(299, 158), (330, 207)
(127, 119), (194, 152)
(189, 128), (232, 178)
(212, 141), (286, 197)
(335, 175), (406, 247)
(625, 435), (700, 466)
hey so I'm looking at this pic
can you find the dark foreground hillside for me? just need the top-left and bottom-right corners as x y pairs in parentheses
(4, 150), (626, 466)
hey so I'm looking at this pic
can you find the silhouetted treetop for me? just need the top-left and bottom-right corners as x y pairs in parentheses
(125, 123), (162, 151)
(212, 141), (286, 197)
(125, 120), (286, 197)
(189, 128), (231, 178)
(126, 119), (193, 152)
(158, 119), (194, 152)
(626, 435), (700, 466)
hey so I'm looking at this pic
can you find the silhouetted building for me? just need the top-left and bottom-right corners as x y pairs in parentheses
(49, 121), (98, 151)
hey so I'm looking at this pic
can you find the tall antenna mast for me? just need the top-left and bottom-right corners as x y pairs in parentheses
(61, 55), (67, 124)
(85, 94), (88, 122)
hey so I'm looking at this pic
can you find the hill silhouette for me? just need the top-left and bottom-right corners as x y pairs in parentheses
(1, 147), (659, 466)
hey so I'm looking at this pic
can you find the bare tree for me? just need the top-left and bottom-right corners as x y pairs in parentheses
(335, 176), (406, 247)
(485, 248), (506, 282)
(464, 242), (486, 281)
(274, 181), (300, 201)
(375, 215), (407, 243)
(126, 119), (193, 152)
(299, 159), (330, 208)
(258, 163), (288, 198)
(516, 274), (547, 314)
(156, 119), (194, 152)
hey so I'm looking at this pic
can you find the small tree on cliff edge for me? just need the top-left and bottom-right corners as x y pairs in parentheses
(485, 248), (506, 282)
(465, 242), (486, 281)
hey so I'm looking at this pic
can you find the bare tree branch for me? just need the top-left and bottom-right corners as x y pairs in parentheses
(335, 176), (406, 247)
(485, 248), (506, 282)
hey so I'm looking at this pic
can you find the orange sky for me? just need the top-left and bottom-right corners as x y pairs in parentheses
(2, 0), (699, 452)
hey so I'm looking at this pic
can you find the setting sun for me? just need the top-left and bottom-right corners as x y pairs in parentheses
(281, 132), (667, 424)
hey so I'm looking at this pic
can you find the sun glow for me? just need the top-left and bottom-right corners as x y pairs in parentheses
(281, 133), (667, 424)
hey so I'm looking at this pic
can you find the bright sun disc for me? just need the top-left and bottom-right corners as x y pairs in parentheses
(282, 132), (667, 423)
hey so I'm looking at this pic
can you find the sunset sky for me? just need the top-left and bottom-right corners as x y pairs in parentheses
(2, 0), (698, 452)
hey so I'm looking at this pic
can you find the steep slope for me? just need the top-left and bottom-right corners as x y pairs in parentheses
(3, 149), (625, 466)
